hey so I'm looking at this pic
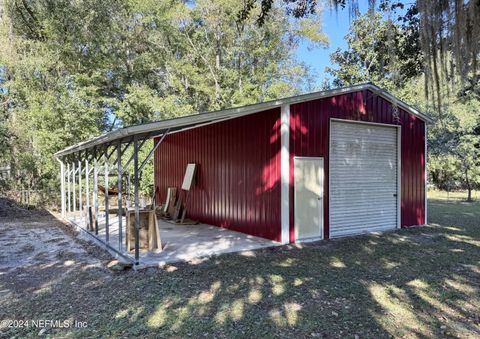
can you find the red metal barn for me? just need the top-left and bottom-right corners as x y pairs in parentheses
(154, 83), (430, 243)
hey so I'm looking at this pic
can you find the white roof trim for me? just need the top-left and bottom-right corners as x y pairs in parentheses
(55, 83), (432, 157)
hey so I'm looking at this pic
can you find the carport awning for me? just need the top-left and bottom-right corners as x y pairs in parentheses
(54, 82), (432, 158)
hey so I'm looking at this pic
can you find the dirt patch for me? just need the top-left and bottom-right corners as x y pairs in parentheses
(45, 237), (66, 243)
(0, 198), (124, 338)
(18, 243), (35, 254)
(0, 198), (113, 287)
(0, 219), (101, 272)
(0, 197), (50, 219)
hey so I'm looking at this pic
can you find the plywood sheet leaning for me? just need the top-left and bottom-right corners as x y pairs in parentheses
(181, 163), (197, 190)
(172, 163), (197, 223)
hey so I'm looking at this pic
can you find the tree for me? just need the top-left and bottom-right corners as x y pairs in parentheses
(0, 0), (326, 198)
(416, 0), (480, 108)
(326, 8), (480, 200)
(240, 0), (480, 106)
(325, 10), (422, 91)
(429, 101), (480, 201)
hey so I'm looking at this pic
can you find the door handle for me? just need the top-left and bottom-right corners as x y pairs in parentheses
(393, 194), (397, 197)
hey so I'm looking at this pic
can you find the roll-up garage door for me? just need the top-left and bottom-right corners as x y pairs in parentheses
(329, 120), (398, 237)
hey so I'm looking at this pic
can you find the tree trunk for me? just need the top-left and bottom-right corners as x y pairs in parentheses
(464, 167), (473, 202)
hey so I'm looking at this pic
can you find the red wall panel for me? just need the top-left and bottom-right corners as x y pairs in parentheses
(153, 89), (425, 243)
(154, 108), (282, 241)
(289, 90), (426, 241)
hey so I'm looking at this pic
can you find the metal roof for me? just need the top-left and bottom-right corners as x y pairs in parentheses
(55, 83), (432, 158)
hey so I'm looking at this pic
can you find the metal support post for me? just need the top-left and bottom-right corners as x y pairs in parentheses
(117, 140), (123, 252)
(134, 136), (140, 265)
(112, 141), (132, 167)
(124, 138), (148, 171)
(59, 160), (66, 218)
(67, 163), (71, 214)
(138, 130), (169, 173)
(104, 148), (109, 243)
(93, 156), (99, 234)
(78, 160), (82, 220)
(85, 159), (90, 216)
(72, 162), (76, 213)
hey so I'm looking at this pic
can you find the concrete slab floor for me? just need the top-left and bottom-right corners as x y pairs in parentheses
(68, 213), (281, 267)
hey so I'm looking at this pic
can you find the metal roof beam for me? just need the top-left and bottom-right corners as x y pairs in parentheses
(112, 141), (132, 167)
(106, 144), (117, 160)
(138, 129), (170, 173)
(123, 137), (149, 172)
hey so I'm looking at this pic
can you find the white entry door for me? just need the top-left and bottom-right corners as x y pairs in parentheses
(329, 120), (399, 237)
(294, 157), (324, 241)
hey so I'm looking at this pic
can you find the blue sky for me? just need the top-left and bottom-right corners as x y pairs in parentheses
(296, 2), (371, 87)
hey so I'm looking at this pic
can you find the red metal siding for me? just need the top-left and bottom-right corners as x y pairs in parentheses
(154, 108), (282, 241)
(153, 89), (425, 243)
(289, 90), (426, 242)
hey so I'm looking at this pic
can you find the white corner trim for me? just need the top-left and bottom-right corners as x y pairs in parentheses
(57, 159), (66, 218)
(397, 125), (402, 229)
(280, 104), (290, 244)
(425, 124), (428, 225)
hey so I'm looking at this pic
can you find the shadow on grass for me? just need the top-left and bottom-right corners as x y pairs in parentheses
(0, 199), (479, 337)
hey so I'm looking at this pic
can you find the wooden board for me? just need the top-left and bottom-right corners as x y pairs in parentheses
(85, 206), (96, 232)
(163, 187), (177, 215)
(172, 192), (183, 221)
(181, 163), (197, 190)
(126, 209), (162, 252)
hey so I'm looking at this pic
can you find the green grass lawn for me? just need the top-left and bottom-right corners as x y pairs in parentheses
(428, 189), (480, 201)
(1, 198), (479, 338)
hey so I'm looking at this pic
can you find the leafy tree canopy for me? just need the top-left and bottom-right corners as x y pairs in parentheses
(326, 10), (421, 91)
(326, 6), (480, 201)
(241, 0), (480, 108)
(0, 0), (326, 197)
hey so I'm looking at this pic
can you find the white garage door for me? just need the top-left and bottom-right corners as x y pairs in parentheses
(329, 120), (398, 237)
